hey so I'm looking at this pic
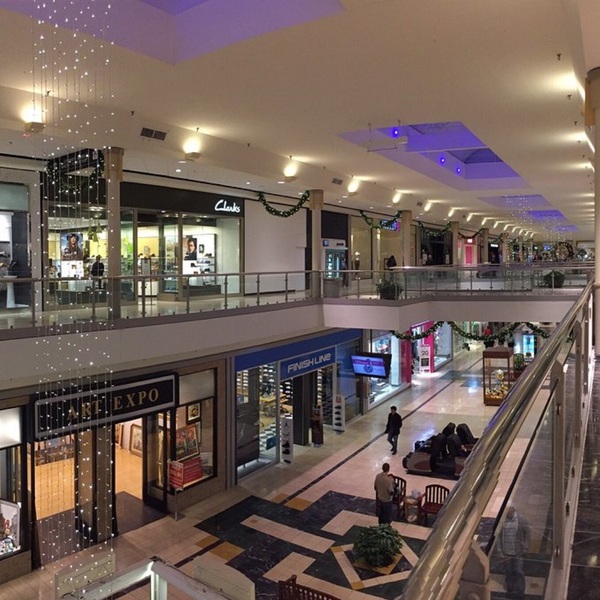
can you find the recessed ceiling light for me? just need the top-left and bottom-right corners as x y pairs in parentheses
(175, 168), (182, 173)
(245, 181), (251, 185)
(277, 180), (285, 184)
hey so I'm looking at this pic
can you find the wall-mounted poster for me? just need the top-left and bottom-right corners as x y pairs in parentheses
(183, 237), (198, 261)
(175, 424), (199, 460)
(61, 232), (84, 260)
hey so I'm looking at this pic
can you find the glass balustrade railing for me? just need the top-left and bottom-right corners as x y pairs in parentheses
(0, 263), (591, 332)
(400, 281), (593, 600)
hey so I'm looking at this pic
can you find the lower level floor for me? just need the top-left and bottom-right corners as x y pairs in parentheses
(0, 345), (584, 599)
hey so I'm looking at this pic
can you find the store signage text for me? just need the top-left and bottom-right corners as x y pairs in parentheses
(214, 198), (242, 213)
(280, 347), (336, 380)
(35, 375), (176, 437)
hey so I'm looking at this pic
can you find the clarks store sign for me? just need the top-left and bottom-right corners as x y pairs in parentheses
(35, 374), (177, 437)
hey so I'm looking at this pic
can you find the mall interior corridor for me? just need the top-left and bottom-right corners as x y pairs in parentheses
(0, 345), (595, 599)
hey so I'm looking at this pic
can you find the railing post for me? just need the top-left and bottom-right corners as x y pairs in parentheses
(573, 322), (583, 448)
(285, 272), (289, 303)
(551, 359), (566, 569)
(30, 279), (36, 327)
(256, 273), (260, 305)
(185, 275), (190, 314)
(224, 275), (229, 309)
(458, 541), (491, 600)
(91, 280), (97, 322)
(141, 277), (146, 318)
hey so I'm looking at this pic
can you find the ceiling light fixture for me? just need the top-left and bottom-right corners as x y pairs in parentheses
(283, 158), (298, 182)
(392, 191), (402, 204)
(347, 177), (360, 196)
(481, 217), (488, 225)
(184, 151), (201, 161)
(466, 213), (473, 222)
(448, 208), (455, 218)
(424, 201), (432, 212)
(24, 121), (45, 134)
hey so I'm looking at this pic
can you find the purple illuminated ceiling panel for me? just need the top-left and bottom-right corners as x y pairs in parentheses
(479, 195), (551, 209)
(552, 225), (578, 232)
(340, 120), (522, 191)
(527, 210), (567, 221)
(0, 0), (344, 63)
(138, 0), (211, 15)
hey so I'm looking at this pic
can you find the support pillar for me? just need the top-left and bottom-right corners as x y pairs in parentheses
(586, 67), (600, 351)
(104, 147), (124, 319)
(400, 209), (412, 266)
(482, 228), (489, 263)
(309, 189), (324, 298)
(450, 221), (460, 265)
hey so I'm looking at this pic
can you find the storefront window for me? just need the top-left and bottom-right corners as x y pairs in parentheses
(350, 215), (372, 276)
(367, 331), (409, 405)
(0, 407), (23, 559)
(336, 339), (361, 421)
(176, 371), (216, 486)
(434, 322), (453, 368)
(236, 364), (278, 476)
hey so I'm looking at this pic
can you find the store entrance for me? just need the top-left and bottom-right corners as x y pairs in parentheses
(113, 418), (164, 535)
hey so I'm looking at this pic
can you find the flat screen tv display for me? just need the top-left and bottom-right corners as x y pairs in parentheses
(350, 352), (392, 379)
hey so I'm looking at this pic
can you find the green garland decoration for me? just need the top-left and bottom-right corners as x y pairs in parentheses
(46, 151), (105, 196)
(358, 209), (403, 229)
(458, 228), (485, 240)
(258, 190), (310, 217)
(390, 321), (550, 343)
(418, 221), (451, 238)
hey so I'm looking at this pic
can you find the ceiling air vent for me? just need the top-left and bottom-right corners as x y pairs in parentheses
(332, 178), (343, 185)
(140, 127), (167, 141)
(416, 201), (424, 207)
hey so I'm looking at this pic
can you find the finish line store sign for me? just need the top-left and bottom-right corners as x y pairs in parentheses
(34, 374), (177, 437)
(280, 347), (336, 381)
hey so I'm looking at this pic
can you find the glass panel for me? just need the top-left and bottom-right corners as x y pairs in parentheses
(487, 393), (555, 595)
(337, 339), (361, 421)
(177, 370), (216, 485)
(76, 430), (95, 540)
(0, 447), (22, 556)
(236, 364), (278, 477)
(121, 209), (135, 301)
(350, 215), (372, 277)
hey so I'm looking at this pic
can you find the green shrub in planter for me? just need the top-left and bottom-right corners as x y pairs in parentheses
(375, 278), (403, 300)
(353, 524), (403, 567)
(513, 352), (525, 371)
(542, 270), (565, 288)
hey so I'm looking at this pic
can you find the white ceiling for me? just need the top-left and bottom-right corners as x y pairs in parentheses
(0, 0), (597, 240)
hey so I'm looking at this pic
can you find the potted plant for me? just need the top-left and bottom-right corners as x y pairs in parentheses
(513, 352), (526, 378)
(542, 270), (565, 289)
(376, 278), (402, 300)
(353, 524), (403, 567)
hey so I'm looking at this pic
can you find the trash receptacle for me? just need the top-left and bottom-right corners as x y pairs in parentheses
(323, 277), (342, 298)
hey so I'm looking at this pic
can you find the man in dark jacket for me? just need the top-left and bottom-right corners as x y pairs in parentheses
(385, 405), (403, 454)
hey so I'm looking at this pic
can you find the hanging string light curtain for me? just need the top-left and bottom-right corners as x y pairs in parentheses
(391, 321), (550, 343)
(358, 209), (403, 229)
(258, 190), (310, 217)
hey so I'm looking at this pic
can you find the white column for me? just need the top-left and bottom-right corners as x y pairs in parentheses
(587, 67), (600, 352)
(401, 209), (413, 266)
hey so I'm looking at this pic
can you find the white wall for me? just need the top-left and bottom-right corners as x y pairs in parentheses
(244, 201), (306, 293)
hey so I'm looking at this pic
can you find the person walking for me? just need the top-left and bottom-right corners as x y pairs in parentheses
(374, 462), (395, 524)
(90, 255), (105, 289)
(498, 505), (530, 598)
(385, 405), (403, 455)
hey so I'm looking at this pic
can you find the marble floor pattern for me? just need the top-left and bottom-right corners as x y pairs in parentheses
(0, 346), (593, 599)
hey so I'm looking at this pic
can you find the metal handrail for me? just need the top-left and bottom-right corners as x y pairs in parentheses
(400, 280), (593, 599)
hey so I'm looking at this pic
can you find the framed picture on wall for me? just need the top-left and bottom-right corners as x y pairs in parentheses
(186, 402), (201, 424)
(175, 424), (199, 460)
(114, 423), (123, 447)
(129, 424), (143, 457)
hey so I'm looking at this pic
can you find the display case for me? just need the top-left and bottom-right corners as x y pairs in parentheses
(482, 346), (514, 406)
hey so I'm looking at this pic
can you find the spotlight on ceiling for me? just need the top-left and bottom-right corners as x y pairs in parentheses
(283, 160), (298, 182)
(347, 178), (360, 196)
(184, 151), (201, 161)
(392, 191), (402, 204)
(24, 121), (45, 134)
